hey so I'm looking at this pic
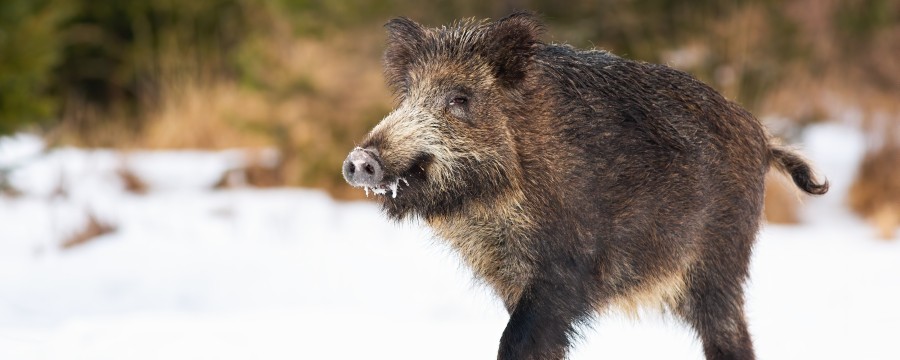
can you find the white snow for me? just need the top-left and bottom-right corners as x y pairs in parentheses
(0, 134), (45, 170)
(1, 123), (898, 360)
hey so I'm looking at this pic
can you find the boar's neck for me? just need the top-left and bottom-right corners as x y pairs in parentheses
(426, 132), (586, 310)
(426, 187), (538, 307)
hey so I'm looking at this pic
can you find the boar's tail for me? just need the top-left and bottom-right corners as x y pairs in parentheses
(769, 146), (829, 195)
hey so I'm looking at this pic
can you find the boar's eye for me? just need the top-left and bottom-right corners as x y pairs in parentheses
(446, 93), (471, 122)
(448, 96), (468, 107)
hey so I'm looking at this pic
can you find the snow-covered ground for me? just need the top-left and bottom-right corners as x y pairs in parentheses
(0, 123), (897, 360)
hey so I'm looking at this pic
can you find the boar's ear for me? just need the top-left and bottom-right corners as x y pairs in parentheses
(485, 11), (543, 88)
(384, 17), (426, 94)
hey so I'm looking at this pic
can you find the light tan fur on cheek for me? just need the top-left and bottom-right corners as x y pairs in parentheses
(370, 104), (452, 175)
(369, 100), (479, 193)
(428, 189), (536, 307)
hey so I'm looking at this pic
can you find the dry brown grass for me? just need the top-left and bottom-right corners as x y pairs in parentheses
(871, 205), (898, 240)
(753, 1), (900, 238)
(117, 164), (149, 195)
(764, 172), (802, 224)
(139, 83), (275, 150)
(46, 96), (137, 148)
(760, 0), (900, 128)
(45, 3), (899, 213)
(61, 212), (116, 249)
(214, 149), (283, 189)
(133, 28), (391, 200)
(848, 139), (900, 240)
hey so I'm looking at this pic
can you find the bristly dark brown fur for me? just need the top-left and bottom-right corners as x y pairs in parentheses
(483, 11), (544, 88)
(383, 17), (427, 96)
(347, 11), (828, 360)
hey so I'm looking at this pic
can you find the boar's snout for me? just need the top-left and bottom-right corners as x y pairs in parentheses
(343, 147), (384, 188)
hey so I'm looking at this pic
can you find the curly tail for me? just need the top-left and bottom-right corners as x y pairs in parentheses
(770, 146), (829, 195)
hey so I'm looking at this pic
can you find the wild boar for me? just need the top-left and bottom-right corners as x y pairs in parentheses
(342, 12), (827, 360)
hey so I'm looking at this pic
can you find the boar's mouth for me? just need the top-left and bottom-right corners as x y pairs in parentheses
(368, 152), (432, 199)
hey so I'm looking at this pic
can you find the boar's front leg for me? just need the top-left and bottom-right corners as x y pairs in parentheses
(497, 272), (593, 360)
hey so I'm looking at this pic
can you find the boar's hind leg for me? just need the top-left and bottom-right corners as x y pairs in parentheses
(497, 276), (593, 360)
(677, 270), (755, 360)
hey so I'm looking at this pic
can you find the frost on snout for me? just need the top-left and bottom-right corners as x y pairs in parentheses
(343, 106), (437, 199)
(342, 147), (409, 198)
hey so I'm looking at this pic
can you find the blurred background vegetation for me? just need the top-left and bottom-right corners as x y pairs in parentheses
(1, 0), (898, 229)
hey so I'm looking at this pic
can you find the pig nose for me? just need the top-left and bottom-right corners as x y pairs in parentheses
(343, 148), (384, 187)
